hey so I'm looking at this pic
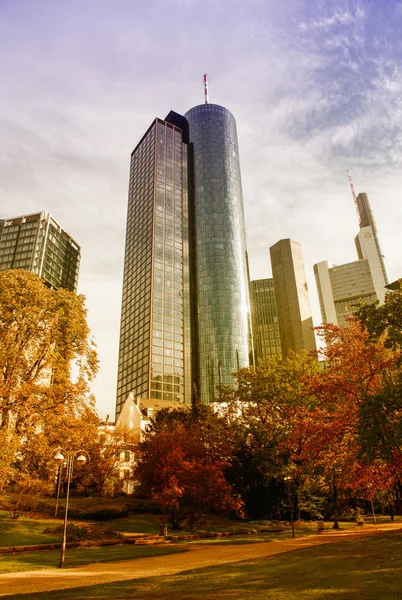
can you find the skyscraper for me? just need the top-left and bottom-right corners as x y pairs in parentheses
(185, 103), (251, 403)
(116, 115), (191, 417)
(314, 190), (389, 327)
(250, 278), (282, 363)
(116, 95), (252, 416)
(270, 239), (316, 356)
(0, 211), (80, 292)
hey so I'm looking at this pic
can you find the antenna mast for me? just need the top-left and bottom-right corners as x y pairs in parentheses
(346, 169), (360, 219)
(203, 74), (209, 104)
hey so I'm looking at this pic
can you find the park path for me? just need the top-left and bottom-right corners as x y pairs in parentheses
(0, 523), (400, 597)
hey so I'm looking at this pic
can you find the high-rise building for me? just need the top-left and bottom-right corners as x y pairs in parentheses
(116, 115), (191, 417)
(314, 191), (389, 327)
(270, 239), (316, 356)
(250, 278), (282, 363)
(0, 211), (80, 292)
(184, 103), (251, 403)
(116, 98), (252, 416)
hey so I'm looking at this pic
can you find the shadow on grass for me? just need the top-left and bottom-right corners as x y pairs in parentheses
(0, 545), (186, 574)
(4, 531), (402, 600)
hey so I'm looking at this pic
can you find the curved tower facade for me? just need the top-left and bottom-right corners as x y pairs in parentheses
(185, 104), (251, 403)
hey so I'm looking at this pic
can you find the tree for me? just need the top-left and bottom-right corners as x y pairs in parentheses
(0, 269), (98, 435)
(86, 426), (139, 497)
(219, 352), (320, 519)
(356, 285), (402, 351)
(135, 406), (243, 528)
(280, 321), (400, 510)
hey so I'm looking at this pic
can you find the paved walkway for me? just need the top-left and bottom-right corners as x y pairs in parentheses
(0, 523), (400, 597)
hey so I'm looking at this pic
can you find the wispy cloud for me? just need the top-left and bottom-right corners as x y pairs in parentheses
(0, 0), (401, 415)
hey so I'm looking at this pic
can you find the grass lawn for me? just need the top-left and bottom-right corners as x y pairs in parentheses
(0, 511), (63, 547)
(7, 530), (402, 600)
(0, 544), (185, 573)
(111, 513), (286, 535)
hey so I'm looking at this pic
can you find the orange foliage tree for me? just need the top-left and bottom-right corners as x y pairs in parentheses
(280, 320), (400, 507)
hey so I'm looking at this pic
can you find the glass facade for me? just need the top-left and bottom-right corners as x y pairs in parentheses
(250, 278), (282, 362)
(0, 212), (80, 292)
(116, 118), (191, 417)
(185, 104), (251, 403)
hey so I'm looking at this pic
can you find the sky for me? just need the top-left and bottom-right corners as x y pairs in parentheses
(1, 0), (401, 418)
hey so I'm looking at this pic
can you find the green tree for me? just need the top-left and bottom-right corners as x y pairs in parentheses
(356, 284), (402, 351)
(219, 352), (320, 519)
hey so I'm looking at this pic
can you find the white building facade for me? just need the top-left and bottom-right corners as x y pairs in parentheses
(314, 192), (389, 327)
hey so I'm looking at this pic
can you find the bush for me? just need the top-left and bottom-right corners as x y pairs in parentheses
(42, 522), (122, 542)
(68, 506), (130, 521)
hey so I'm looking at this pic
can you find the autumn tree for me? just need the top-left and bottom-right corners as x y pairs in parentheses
(279, 321), (401, 518)
(85, 426), (139, 497)
(135, 405), (243, 528)
(0, 269), (98, 435)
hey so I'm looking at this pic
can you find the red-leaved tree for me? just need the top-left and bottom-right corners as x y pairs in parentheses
(135, 405), (244, 528)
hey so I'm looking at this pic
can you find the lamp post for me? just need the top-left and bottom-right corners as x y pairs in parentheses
(284, 476), (295, 538)
(51, 448), (89, 568)
(367, 484), (377, 525)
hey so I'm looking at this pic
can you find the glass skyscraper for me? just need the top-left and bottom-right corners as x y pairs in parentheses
(185, 104), (251, 403)
(0, 211), (80, 292)
(250, 278), (282, 363)
(116, 101), (252, 415)
(116, 116), (192, 417)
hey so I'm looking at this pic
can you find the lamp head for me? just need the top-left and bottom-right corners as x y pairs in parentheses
(76, 454), (87, 466)
(54, 451), (65, 465)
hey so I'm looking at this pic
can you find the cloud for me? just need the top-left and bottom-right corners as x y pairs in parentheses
(0, 0), (401, 416)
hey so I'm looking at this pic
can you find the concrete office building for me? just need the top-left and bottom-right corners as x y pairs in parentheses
(0, 211), (80, 292)
(270, 239), (316, 356)
(314, 191), (389, 327)
(116, 97), (252, 416)
(250, 278), (282, 363)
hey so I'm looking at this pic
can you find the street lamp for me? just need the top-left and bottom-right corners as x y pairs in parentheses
(284, 476), (295, 538)
(367, 484), (377, 525)
(51, 448), (89, 568)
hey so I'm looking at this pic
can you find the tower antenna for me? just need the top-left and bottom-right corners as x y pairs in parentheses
(203, 74), (209, 104)
(346, 169), (360, 220)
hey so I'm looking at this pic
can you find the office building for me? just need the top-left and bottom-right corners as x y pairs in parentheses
(0, 211), (80, 292)
(270, 239), (316, 356)
(184, 103), (251, 403)
(250, 278), (282, 363)
(116, 115), (191, 417)
(116, 98), (252, 416)
(314, 191), (389, 326)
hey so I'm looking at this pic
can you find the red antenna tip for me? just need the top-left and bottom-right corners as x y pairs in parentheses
(203, 74), (209, 104)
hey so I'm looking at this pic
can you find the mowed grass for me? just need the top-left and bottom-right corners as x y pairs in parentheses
(0, 511), (63, 547)
(0, 544), (186, 573)
(5, 530), (402, 600)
